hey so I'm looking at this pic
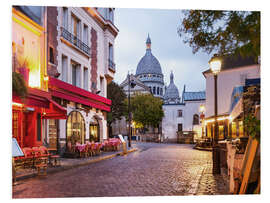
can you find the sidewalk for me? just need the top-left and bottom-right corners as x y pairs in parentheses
(14, 147), (137, 181)
(195, 163), (230, 195)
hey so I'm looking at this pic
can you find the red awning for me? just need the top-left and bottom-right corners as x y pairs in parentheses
(42, 98), (67, 119)
(51, 90), (111, 112)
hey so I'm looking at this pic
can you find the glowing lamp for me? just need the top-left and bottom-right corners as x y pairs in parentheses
(199, 104), (205, 113)
(209, 59), (221, 75)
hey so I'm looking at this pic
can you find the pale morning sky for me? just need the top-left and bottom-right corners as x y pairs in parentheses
(113, 8), (211, 93)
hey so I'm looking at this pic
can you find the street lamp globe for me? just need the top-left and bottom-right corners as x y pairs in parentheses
(199, 104), (205, 114)
(209, 59), (221, 75)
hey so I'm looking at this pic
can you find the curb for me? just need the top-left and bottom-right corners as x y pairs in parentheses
(193, 147), (212, 151)
(14, 148), (138, 182)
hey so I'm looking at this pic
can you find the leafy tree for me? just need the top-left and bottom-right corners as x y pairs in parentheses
(12, 72), (28, 98)
(178, 10), (260, 58)
(107, 81), (126, 128)
(125, 94), (164, 131)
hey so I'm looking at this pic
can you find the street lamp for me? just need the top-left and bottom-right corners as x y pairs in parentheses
(209, 56), (222, 175)
(128, 72), (136, 147)
(199, 104), (205, 139)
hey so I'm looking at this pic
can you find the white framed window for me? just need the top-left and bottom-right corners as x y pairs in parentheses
(61, 55), (68, 82)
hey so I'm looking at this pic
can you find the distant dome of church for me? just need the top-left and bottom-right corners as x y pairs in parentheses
(164, 72), (180, 103)
(136, 34), (163, 76)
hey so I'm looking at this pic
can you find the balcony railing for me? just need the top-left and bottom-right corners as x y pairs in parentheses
(60, 27), (90, 56)
(108, 59), (115, 71)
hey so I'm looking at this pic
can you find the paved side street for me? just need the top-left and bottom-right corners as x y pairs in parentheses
(13, 143), (229, 198)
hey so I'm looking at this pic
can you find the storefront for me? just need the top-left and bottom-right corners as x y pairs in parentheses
(48, 77), (112, 155)
(204, 114), (230, 141)
(66, 111), (86, 147)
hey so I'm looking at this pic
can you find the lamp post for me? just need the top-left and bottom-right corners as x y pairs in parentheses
(127, 72), (136, 147)
(209, 57), (222, 175)
(199, 104), (205, 139)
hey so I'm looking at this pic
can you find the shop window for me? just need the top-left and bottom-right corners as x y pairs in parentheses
(193, 114), (199, 125)
(89, 118), (100, 142)
(66, 111), (85, 151)
(239, 121), (244, 137)
(12, 110), (22, 147)
(232, 122), (237, 138)
(219, 125), (224, 140)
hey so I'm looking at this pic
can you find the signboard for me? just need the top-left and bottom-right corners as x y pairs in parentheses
(118, 134), (125, 143)
(12, 138), (24, 157)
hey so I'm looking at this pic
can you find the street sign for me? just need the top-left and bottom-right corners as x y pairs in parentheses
(118, 134), (125, 143)
(12, 138), (24, 157)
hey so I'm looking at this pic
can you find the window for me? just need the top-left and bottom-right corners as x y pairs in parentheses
(153, 86), (156, 94)
(100, 76), (104, 95)
(66, 111), (85, 151)
(193, 114), (199, 125)
(62, 7), (68, 29)
(83, 67), (88, 90)
(83, 24), (89, 45)
(160, 88), (163, 96)
(61, 55), (68, 82)
(37, 113), (41, 141)
(178, 123), (183, 132)
(89, 118), (100, 142)
(15, 6), (43, 25)
(109, 43), (113, 61)
(149, 86), (152, 93)
(157, 87), (160, 95)
(178, 110), (182, 117)
(49, 47), (54, 64)
(71, 14), (81, 39)
(92, 82), (97, 90)
(72, 62), (81, 87)
(108, 8), (114, 23)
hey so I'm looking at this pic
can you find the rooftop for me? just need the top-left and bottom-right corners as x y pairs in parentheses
(183, 91), (206, 101)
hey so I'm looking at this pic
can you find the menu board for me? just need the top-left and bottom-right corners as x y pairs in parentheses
(12, 138), (24, 157)
(118, 134), (125, 143)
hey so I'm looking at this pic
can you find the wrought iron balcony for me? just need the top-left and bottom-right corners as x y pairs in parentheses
(108, 59), (115, 71)
(60, 27), (90, 56)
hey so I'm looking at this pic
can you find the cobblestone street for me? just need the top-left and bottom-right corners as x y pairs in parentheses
(12, 143), (229, 198)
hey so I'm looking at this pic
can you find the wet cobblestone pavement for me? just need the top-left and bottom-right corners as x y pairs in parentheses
(12, 142), (229, 198)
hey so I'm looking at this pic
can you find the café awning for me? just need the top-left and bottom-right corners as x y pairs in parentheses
(42, 98), (67, 119)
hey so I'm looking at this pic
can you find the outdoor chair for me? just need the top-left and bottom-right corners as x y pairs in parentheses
(32, 147), (48, 167)
(39, 146), (60, 167)
(21, 147), (35, 168)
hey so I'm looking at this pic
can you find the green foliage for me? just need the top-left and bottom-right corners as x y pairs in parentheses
(178, 10), (260, 58)
(12, 72), (28, 98)
(244, 113), (260, 143)
(107, 81), (127, 126)
(125, 94), (164, 129)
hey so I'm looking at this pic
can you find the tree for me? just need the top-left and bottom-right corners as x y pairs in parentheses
(126, 94), (164, 131)
(107, 81), (126, 129)
(178, 10), (260, 58)
(12, 72), (28, 98)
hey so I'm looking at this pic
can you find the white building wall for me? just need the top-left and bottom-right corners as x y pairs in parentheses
(162, 105), (185, 141)
(162, 100), (205, 141)
(205, 65), (260, 118)
(183, 100), (205, 131)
